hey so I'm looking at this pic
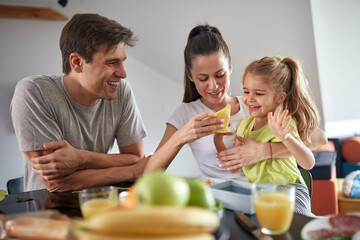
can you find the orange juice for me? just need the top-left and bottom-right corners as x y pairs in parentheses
(253, 192), (294, 234)
(81, 198), (118, 219)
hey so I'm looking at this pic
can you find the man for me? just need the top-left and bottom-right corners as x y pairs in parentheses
(10, 13), (147, 192)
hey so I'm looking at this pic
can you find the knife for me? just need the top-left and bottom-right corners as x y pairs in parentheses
(234, 211), (273, 240)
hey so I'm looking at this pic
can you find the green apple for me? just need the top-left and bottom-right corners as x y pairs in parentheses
(187, 180), (216, 210)
(134, 170), (190, 207)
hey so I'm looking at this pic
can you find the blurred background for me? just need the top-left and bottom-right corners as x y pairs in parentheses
(0, 0), (359, 191)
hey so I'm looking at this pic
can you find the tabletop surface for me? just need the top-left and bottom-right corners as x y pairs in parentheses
(0, 183), (314, 240)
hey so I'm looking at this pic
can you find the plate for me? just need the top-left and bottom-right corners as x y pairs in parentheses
(301, 212), (360, 240)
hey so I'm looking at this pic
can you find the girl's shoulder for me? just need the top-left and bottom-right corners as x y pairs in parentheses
(240, 116), (255, 126)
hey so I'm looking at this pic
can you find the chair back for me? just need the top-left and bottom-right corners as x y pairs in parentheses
(6, 177), (24, 194)
(299, 168), (313, 198)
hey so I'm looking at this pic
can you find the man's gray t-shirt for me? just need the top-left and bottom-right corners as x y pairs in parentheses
(10, 75), (147, 191)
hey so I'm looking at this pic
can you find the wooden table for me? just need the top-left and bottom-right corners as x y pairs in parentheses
(0, 183), (314, 240)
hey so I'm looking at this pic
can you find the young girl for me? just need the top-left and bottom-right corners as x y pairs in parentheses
(215, 56), (319, 216)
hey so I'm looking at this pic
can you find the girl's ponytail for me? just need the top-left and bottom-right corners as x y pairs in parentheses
(281, 57), (319, 144)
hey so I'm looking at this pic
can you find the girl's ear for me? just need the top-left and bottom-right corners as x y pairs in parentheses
(276, 92), (287, 104)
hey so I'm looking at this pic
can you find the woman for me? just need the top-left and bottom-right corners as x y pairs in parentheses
(144, 24), (326, 185)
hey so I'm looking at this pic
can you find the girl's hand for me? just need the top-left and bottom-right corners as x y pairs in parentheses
(268, 107), (295, 141)
(177, 111), (224, 145)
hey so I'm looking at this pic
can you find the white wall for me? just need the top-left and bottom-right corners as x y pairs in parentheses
(0, 0), (334, 191)
(311, 0), (360, 137)
(0, 18), (65, 191)
(118, 56), (200, 177)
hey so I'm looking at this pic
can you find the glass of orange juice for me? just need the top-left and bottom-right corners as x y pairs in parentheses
(78, 186), (118, 219)
(252, 184), (295, 235)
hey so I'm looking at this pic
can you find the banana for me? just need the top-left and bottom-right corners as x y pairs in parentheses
(75, 231), (215, 240)
(81, 206), (219, 236)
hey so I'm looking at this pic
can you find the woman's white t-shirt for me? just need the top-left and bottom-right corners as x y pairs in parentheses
(167, 96), (250, 184)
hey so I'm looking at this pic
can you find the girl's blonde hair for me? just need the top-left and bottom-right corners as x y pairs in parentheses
(243, 56), (319, 143)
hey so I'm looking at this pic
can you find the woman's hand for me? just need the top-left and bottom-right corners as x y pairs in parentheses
(176, 111), (225, 145)
(268, 107), (295, 140)
(216, 136), (264, 173)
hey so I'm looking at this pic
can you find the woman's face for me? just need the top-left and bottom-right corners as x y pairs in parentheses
(189, 51), (232, 110)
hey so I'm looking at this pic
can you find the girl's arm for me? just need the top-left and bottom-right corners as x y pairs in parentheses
(213, 132), (234, 152)
(213, 133), (226, 152)
(144, 111), (224, 173)
(268, 107), (315, 170)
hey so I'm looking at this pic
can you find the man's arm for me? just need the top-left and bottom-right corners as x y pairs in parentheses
(25, 139), (146, 191)
(27, 139), (145, 179)
(40, 158), (148, 192)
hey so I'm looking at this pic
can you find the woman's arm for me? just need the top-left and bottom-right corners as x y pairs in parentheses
(215, 131), (292, 173)
(144, 124), (182, 172)
(144, 111), (225, 173)
(217, 110), (325, 172)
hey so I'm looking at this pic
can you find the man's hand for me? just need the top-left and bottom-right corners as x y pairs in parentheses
(26, 140), (82, 180)
(40, 157), (149, 192)
(216, 136), (263, 173)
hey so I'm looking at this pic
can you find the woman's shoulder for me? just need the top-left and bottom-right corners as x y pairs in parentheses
(168, 99), (208, 128)
(173, 99), (208, 114)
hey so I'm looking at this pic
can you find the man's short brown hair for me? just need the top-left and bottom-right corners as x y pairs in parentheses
(60, 13), (137, 74)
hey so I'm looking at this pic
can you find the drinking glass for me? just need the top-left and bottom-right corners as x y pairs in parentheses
(78, 186), (118, 219)
(252, 184), (295, 235)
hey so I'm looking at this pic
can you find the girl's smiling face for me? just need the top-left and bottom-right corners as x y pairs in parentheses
(242, 73), (285, 121)
(188, 51), (232, 111)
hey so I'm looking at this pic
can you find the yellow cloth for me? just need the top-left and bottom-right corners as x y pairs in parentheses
(210, 104), (230, 133)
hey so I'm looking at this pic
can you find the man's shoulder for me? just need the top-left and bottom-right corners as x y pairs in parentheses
(14, 75), (66, 105)
(17, 75), (62, 89)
